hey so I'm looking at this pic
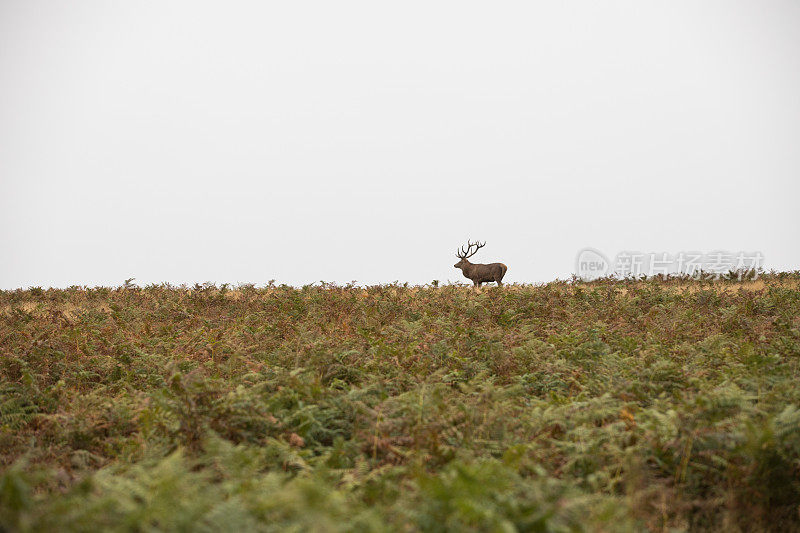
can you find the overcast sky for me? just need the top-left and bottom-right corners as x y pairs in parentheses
(1, 1), (799, 288)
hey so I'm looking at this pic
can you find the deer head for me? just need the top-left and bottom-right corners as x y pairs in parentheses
(454, 240), (485, 269)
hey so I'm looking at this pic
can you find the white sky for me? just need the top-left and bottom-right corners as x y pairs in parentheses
(1, 1), (799, 288)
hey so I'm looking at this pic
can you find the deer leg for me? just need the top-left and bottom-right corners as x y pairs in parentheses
(496, 280), (503, 287)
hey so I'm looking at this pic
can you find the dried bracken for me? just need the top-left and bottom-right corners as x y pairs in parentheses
(1, 273), (799, 531)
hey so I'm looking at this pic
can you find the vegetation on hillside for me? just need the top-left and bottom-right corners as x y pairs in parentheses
(2, 273), (800, 531)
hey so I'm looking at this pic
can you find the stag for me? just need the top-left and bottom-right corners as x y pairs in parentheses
(454, 240), (507, 287)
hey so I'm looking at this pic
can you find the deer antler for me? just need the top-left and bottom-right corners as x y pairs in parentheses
(456, 240), (486, 259)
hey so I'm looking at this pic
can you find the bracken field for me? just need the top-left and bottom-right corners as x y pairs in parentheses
(1, 274), (800, 532)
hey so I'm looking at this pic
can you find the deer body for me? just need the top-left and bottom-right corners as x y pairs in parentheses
(454, 241), (508, 286)
(456, 260), (507, 287)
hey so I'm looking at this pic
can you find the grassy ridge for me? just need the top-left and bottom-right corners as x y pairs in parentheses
(1, 275), (800, 531)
